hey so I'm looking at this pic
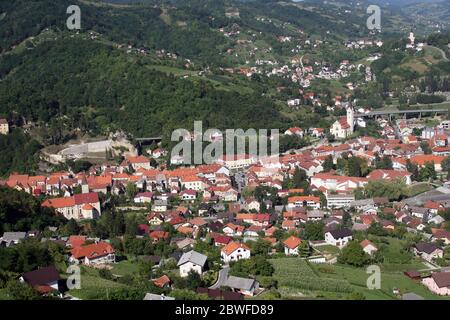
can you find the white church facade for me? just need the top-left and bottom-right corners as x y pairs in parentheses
(330, 105), (355, 139)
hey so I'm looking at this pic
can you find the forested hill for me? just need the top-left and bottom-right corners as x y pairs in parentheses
(0, 0), (374, 57)
(0, 37), (286, 139)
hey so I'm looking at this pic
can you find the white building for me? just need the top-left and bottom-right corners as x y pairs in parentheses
(326, 193), (355, 209)
(177, 250), (207, 277)
(330, 105), (354, 139)
(221, 242), (251, 263)
(325, 228), (353, 248)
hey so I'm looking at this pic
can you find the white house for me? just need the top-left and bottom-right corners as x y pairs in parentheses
(221, 241), (251, 263)
(413, 243), (443, 262)
(360, 239), (378, 256)
(134, 192), (153, 203)
(70, 242), (116, 265)
(224, 275), (260, 296)
(422, 272), (450, 296)
(283, 236), (302, 256)
(177, 250), (207, 277)
(325, 228), (353, 248)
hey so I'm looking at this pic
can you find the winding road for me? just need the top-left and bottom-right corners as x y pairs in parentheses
(427, 45), (449, 62)
(209, 266), (229, 290)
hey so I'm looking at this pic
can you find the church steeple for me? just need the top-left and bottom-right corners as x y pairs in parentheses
(346, 103), (354, 132)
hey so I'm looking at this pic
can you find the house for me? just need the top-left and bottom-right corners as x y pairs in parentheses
(177, 250), (207, 277)
(134, 192), (153, 203)
(422, 272), (450, 295)
(147, 212), (164, 225)
(42, 192), (101, 220)
(67, 235), (86, 248)
(367, 169), (412, 185)
(326, 193), (355, 209)
(221, 241), (251, 263)
(20, 266), (60, 295)
(235, 213), (270, 226)
(287, 196), (321, 209)
(1, 232), (27, 247)
(0, 118), (9, 134)
(410, 206), (429, 219)
(180, 189), (197, 201)
(223, 223), (245, 236)
(196, 288), (243, 300)
(212, 234), (232, 247)
(70, 242), (115, 265)
(216, 154), (257, 170)
(152, 275), (171, 288)
(149, 230), (169, 243)
(223, 275), (260, 296)
(283, 236), (302, 256)
(413, 242), (443, 262)
(360, 239), (378, 256)
(307, 210), (325, 221)
(432, 229), (450, 245)
(125, 156), (152, 171)
(284, 127), (304, 137)
(325, 228), (352, 248)
(152, 199), (168, 212)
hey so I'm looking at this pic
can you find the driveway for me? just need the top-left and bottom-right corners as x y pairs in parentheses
(209, 266), (229, 290)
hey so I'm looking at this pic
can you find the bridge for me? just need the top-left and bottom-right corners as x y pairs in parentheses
(355, 108), (449, 119)
(135, 137), (163, 143)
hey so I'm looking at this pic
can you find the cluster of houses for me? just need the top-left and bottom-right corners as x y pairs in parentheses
(3, 112), (450, 298)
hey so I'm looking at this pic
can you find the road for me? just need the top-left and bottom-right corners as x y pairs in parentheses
(209, 266), (229, 290)
(427, 45), (449, 62)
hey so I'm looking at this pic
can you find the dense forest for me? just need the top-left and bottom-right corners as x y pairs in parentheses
(0, 38), (286, 139)
(0, 131), (42, 177)
(0, 188), (66, 234)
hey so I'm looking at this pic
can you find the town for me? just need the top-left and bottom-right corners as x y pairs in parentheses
(1, 100), (450, 300)
(0, 0), (450, 304)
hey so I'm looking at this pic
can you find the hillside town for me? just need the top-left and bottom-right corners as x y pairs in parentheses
(2, 103), (450, 300)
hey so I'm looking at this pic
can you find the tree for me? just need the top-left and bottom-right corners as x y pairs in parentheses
(406, 159), (420, 181)
(365, 178), (408, 201)
(249, 239), (271, 256)
(375, 155), (393, 170)
(125, 182), (138, 200)
(5, 280), (40, 300)
(322, 155), (334, 172)
(66, 219), (80, 235)
(442, 156), (450, 178)
(419, 161), (436, 181)
(420, 141), (432, 154)
(343, 211), (353, 228)
(298, 240), (311, 257)
(291, 167), (309, 190)
(338, 241), (370, 267)
(303, 221), (324, 240)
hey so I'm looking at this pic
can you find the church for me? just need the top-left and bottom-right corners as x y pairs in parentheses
(330, 104), (355, 139)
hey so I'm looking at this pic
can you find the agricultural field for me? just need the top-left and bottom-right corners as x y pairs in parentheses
(269, 251), (448, 300)
(68, 266), (129, 300)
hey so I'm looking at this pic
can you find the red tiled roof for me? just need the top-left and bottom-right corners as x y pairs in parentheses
(70, 242), (114, 260)
(283, 236), (302, 249)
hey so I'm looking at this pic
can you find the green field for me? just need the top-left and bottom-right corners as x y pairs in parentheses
(111, 260), (140, 277)
(268, 255), (448, 300)
(68, 266), (129, 300)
